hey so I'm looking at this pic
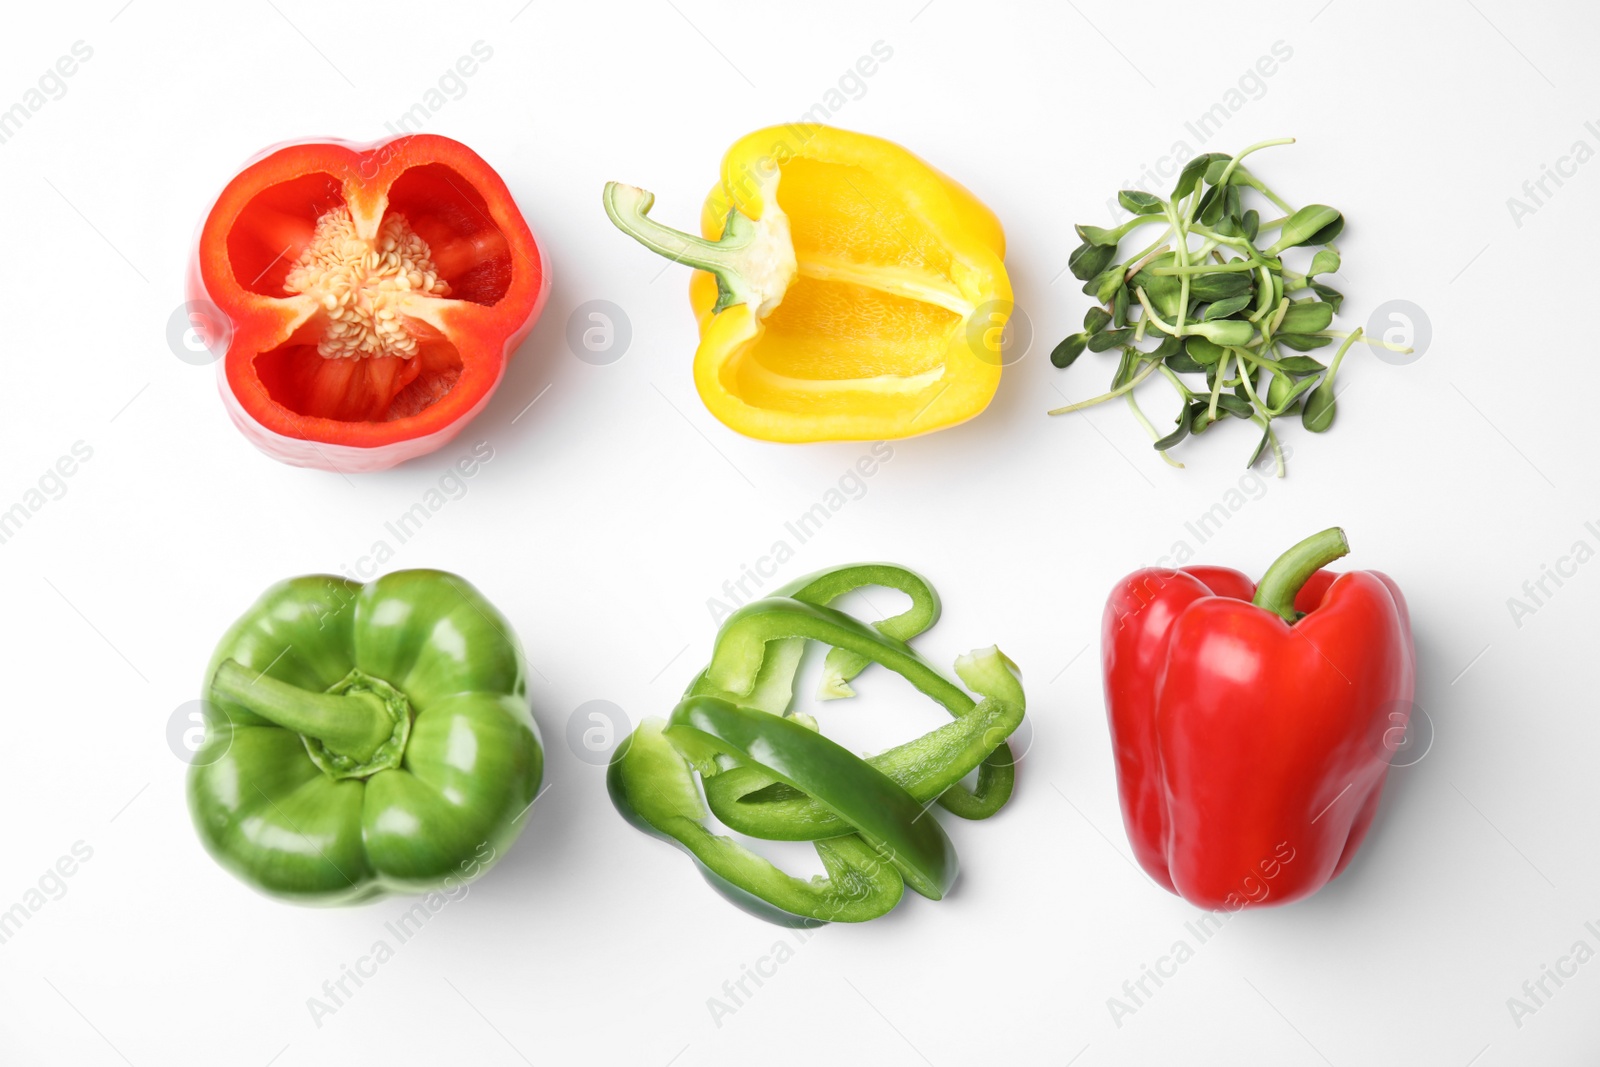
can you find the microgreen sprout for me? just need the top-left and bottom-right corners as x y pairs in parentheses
(1048, 138), (1410, 476)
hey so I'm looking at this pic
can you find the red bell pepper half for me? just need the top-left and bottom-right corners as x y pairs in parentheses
(189, 135), (548, 471)
(1102, 528), (1415, 909)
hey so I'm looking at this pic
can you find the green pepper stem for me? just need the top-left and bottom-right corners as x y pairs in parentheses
(602, 183), (745, 276)
(212, 659), (394, 762)
(1252, 527), (1350, 622)
(602, 180), (795, 315)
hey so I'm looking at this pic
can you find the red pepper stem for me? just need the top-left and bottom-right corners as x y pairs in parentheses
(1251, 527), (1350, 623)
(212, 659), (395, 762)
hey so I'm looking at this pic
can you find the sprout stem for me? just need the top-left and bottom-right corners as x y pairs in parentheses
(1124, 243), (1174, 282)
(1148, 260), (1257, 275)
(1048, 359), (1160, 415)
(1321, 329), (1409, 354)
(1208, 351), (1229, 422)
(1125, 392), (1184, 468)
(1215, 138), (1295, 189)
(1155, 362), (1195, 400)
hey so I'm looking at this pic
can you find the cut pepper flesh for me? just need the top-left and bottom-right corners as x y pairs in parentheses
(192, 136), (545, 468)
(607, 125), (1012, 442)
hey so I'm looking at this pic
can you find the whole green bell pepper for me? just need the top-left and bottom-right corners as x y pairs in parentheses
(188, 570), (544, 904)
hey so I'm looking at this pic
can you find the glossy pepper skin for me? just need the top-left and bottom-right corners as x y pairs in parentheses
(1103, 529), (1415, 909)
(190, 135), (548, 471)
(608, 564), (1026, 925)
(189, 570), (543, 904)
(604, 125), (1012, 442)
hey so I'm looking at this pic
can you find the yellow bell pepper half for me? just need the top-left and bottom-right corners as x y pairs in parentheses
(604, 125), (1013, 442)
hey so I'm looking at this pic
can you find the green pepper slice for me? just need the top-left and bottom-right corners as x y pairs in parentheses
(667, 696), (957, 900)
(608, 563), (1026, 925)
(608, 716), (906, 926)
(701, 645), (1024, 841)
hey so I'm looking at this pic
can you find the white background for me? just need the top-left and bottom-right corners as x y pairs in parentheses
(1, 1), (1596, 1064)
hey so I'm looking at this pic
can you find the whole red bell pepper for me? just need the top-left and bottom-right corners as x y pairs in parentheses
(189, 135), (548, 471)
(1102, 528), (1415, 909)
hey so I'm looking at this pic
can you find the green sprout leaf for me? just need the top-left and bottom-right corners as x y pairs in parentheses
(1051, 333), (1088, 369)
(1306, 214), (1344, 245)
(1189, 272), (1254, 302)
(1076, 223), (1122, 248)
(1166, 348), (1205, 373)
(1149, 335), (1182, 360)
(1131, 274), (1181, 320)
(1186, 319), (1255, 346)
(1069, 241), (1117, 281)
(1087, 328), (1134, 353)
(1202, 294), (1253, 320)
(1302, 379), (1336, 432)
(1276, 355), (1327, 374)
(1266, 373), (1298, 412)
(1275, 333), (1335, 351)
(1153, 404), (1192, 450)
(1246, 426), (1272, 467)
(1185, 336), (1225, 365)
(1310, 281), (1344, 313)
(1215, 393), (1254, 419)
(1086, 266), (1124, 304)
(1203, 157), (1236, 185)
(1113, 284), (1131, 327)
(1118, 190), (1165, 215)
(1268, 373), (1321, 414)
(1111, 349), (1137, 388)
(1278, 302), (1335, 334)
(1265, 205), (1342, 255)
(1173, 153), (1230, 200)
